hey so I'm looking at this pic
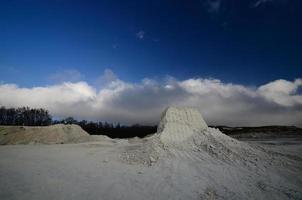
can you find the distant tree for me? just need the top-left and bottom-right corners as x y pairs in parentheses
(116, 122), (121, 129)
(63, 117), (77, 125)
(0, 106), (51, 126)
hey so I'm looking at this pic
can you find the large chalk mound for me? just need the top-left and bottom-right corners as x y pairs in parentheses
(155, 106), (267, 164)
(122, 106), (260, 166)
(158, 106), (207, 144)
(0, 124), (91, 144)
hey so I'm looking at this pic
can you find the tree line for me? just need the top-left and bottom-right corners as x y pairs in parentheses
(0, 106), (52, 126)
(53, 117), (157, 138)
(0, 106), (157, 138)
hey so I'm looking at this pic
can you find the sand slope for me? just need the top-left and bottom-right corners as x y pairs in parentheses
(0, 124), (93, 144)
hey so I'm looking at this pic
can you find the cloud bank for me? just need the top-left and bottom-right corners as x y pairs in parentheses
(1, 71), (301, 126)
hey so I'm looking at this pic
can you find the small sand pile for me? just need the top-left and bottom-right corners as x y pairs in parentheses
(0, 124), (92, 144)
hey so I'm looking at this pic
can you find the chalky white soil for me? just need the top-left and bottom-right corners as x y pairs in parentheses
(0, 124), (110, 145)
(0, 107), (301, 200)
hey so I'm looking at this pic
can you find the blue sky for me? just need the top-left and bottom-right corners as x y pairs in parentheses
(1, 0), (301, 87)
(0, 0), (302, 125)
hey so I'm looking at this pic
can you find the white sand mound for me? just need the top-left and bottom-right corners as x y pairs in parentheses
(156, 107), (269, 165)
(0, 124), (93, 144)
(119, 106), (302, 199)
(158, 106), (207, 144)
(124, 106), (277, 166)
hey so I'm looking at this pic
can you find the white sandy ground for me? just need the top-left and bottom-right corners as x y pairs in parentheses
(0, 107), (302, 200)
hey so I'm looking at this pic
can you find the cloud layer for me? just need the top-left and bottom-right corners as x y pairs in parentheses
(1, 71), (301, 126)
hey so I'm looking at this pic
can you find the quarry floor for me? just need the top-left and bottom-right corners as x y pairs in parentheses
(0, 137), (302, 200)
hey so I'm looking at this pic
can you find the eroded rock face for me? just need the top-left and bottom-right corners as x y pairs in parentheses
(157, 106), (208, 144)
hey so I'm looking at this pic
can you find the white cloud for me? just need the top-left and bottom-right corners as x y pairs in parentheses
(253, 0), (273, 8)
(0, 82), (96, 117)
(136, 31), (145, 40)
(204, 0), (221, 13)
(0, 70), (301, 127)
(252, 0), (288, 8)
(258, 79), (302, 106)
(95, 69), (119, 88)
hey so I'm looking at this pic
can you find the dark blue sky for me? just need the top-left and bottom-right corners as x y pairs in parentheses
(1, 0), (301, 87)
